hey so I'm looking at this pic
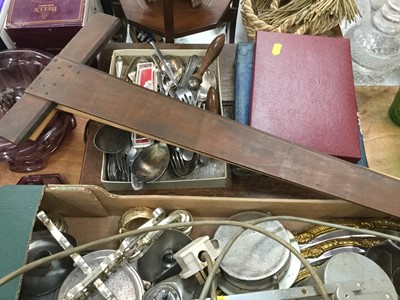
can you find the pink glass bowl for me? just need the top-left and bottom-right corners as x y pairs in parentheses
(0, 49), (76, 172)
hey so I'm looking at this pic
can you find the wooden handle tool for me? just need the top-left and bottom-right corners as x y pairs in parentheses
(205, 86), (220, 114)
(188, 34), (225, 91)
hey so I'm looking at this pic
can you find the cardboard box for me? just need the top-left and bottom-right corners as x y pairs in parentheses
(0, 184), (391, 299)
(102, 49), (227, 191)
(5, 0), (103, 53)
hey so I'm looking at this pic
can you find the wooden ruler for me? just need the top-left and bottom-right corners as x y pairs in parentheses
(0, 13), (121, 144)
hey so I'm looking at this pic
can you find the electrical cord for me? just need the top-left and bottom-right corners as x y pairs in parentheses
(201, 251), (218, 300)
(198, 216), (400, 300)
(1, 216), (399, 299)
(0, 219), (327, 299)
(197, 217), (330, 300)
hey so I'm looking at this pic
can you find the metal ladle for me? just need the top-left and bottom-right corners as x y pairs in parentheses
(130, 142), (170, 190)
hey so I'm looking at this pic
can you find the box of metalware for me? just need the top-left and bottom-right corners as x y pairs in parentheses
(100, 48), (227, 191)
(0, 184), (397, 299)
(5, 0), (103, 53)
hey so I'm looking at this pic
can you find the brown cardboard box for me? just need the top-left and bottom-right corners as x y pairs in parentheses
(0, 184), (393, 299)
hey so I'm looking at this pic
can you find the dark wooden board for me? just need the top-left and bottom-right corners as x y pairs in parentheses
(79, 120), (331, 199)
(0, 13), (121, 144)
(23, 57), (400, 217)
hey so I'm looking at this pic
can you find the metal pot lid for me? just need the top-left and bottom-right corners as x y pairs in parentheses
(21, 230), (76, 297)
(216, 229), (301, 294)
(299, 252), (397, 300)
(137, 229), (192, 283)
(213, 211), (291, 282)
(58, 249), (144, 300)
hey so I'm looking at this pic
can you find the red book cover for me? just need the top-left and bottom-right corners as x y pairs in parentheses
(250, 31), (361, 162)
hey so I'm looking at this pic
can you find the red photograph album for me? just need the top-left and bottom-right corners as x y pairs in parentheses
(250, 31), (361, 163)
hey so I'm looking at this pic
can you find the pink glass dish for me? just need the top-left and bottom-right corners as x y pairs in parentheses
(0, 49), (76, 172)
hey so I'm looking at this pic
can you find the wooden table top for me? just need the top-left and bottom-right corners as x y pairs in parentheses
(1, 43), (399, 198)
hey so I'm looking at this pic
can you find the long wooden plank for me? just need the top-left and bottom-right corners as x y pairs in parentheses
(0, 13), (121, 144)
(25, 57), (400, 217)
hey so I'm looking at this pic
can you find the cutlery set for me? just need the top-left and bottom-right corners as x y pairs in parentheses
(96, 35), (225, 190)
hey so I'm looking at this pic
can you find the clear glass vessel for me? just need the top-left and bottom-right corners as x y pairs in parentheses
(344, 0), (400, 84)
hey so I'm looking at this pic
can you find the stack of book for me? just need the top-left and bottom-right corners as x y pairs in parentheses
(235, 32), (367, 166)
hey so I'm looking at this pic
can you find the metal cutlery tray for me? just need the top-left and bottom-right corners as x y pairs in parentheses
(101, 49), (227, 191)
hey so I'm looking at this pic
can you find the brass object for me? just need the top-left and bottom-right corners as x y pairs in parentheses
(118, 207), (154, 234)
(295, 265), (319, 284)
(295, 218), (400, 244)
(292, 218), (398, 283)
(295, 237), (385, 284)
(300, 237), (382, 259)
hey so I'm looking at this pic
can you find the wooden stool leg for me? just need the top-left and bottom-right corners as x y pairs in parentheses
(163, 0), (175, 43)
(225, 0), (239, 43)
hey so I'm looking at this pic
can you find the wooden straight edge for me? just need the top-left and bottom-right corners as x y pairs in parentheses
(0, 13), (121, 144)
(58, 13), (122, 65)
(25, 57), (400, 217)
(29, 109), (57, 141)
(0, 93), (57, 143)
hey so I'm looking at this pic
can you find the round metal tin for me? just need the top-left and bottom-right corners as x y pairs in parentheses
(213, 211), (291, 289)
(301, 252), (397, 299)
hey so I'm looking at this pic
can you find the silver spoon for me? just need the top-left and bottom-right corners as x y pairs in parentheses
(126, 145), (138, 167)
(130, 142), (170, 190)
(196, 69), (217, 105)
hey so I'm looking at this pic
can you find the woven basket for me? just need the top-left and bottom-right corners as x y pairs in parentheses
(241, 0), (358, 40)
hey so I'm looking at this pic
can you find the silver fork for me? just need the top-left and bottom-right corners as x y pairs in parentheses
(169, 146), (198, 178)
(175, 55), (200, 106)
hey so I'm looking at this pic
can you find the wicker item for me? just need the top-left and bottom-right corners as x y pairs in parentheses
(241, 0), (359, 40)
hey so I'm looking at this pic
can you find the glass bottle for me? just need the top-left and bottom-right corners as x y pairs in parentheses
(344, 0), (400, 85)
(389, 87), (400, 126)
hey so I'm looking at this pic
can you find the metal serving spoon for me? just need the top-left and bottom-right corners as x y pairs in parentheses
(130, 142), (170, 190)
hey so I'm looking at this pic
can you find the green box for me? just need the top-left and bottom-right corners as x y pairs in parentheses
(0, 185), (44, 299)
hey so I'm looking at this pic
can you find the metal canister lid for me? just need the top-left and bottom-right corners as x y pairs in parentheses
(213, 211), (291, 286)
